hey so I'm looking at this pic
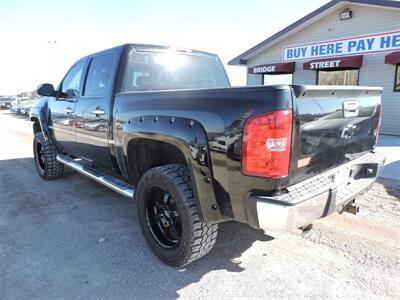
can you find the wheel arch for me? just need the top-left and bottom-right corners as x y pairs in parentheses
(31, 116), (42, 134)
(30, 98), (54, 144)
(122, 115), (225, 223)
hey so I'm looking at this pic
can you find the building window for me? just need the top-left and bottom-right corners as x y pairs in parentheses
(395, 64), (400, 92)
(317, 69), (359, 86)
(263, 74), (293, 85)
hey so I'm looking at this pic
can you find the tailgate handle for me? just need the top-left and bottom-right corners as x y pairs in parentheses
(343, 101), (359, 118)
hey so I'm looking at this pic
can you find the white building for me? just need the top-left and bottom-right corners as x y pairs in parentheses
(229, 0), (400, 136)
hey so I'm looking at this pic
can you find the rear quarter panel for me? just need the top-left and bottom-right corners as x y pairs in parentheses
(113, 86), (293, 223)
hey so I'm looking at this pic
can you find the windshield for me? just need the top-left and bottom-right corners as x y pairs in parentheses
(124, 51), (230, 91)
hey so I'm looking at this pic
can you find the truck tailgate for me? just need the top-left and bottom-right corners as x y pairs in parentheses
(289, 86), (382, 184)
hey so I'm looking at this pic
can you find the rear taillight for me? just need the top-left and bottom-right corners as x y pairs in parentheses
(242, 109), (293, 178)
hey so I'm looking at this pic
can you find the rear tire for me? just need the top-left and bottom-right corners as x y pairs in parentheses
(136, 164), (218, 267)
(33, 132), (64, 180)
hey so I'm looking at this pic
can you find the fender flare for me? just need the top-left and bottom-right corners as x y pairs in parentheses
(122, 115), (225, 223)
(30, 98), (54, 144)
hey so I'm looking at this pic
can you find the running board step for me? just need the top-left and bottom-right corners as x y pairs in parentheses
(56, 154), (135, 198)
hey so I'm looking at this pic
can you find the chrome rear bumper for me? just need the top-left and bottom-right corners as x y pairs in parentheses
(245, 151), (385, 231)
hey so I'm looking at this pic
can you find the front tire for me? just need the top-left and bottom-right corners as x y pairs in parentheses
(33, 132), (64, 180)
(136, 164), (218, 267)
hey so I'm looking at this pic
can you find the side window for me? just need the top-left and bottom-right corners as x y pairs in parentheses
(61, 62), (84, 93)
(84, 53), (115, 96)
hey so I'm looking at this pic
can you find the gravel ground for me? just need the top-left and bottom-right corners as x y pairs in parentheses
(0, 110), (399, 299)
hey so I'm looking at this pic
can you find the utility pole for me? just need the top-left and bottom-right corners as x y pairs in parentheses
(48, 40), (57, 83)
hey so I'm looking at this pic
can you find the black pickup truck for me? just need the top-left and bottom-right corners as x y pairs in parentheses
(32, 44), (385, 266)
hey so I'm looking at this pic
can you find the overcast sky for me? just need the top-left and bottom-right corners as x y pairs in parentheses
(0, 0), (330, 95)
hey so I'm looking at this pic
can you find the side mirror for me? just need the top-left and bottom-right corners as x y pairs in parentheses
(65, 89), (78, 99)
(37, 83), (55, 96)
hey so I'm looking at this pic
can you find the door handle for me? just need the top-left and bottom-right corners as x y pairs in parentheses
(65, 107), (74, 114)
(92, 107), (105, 115)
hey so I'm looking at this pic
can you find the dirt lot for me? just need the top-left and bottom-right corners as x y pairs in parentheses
(0, 110), (399, 299)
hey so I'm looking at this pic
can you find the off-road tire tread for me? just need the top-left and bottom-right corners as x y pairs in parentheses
(138, 164), (218, 266)
(34, 132), (64, 180)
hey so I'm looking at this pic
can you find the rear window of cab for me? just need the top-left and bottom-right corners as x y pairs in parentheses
(124, 51), (230, 92)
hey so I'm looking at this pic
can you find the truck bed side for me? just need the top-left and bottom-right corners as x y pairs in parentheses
(113, 86), (293, 223)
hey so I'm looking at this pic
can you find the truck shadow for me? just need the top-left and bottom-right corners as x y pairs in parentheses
(0, 157), (274, 298)
(153, 222), (274, 298)
(377, 176), (400, 199)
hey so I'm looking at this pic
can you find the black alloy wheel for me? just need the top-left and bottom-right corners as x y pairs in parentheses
(35, 140), (46, 172)
(145, 187), (182, 248)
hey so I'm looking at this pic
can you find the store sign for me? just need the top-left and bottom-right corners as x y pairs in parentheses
(283, 31), (400, 61)
(309, 60), (341, 69)
(252, 65), (276, 73)
(248, 62), (295, 74)
(303, 55), (363, 70)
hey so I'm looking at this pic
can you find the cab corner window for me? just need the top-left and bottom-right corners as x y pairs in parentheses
(84, 53), (115, 96)
(317, 69), (359, 86)
(61, 62), (84, 94)
(395, 64), (400, 92)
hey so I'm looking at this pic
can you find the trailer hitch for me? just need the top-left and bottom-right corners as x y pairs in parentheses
(340, 200), (360, 215)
